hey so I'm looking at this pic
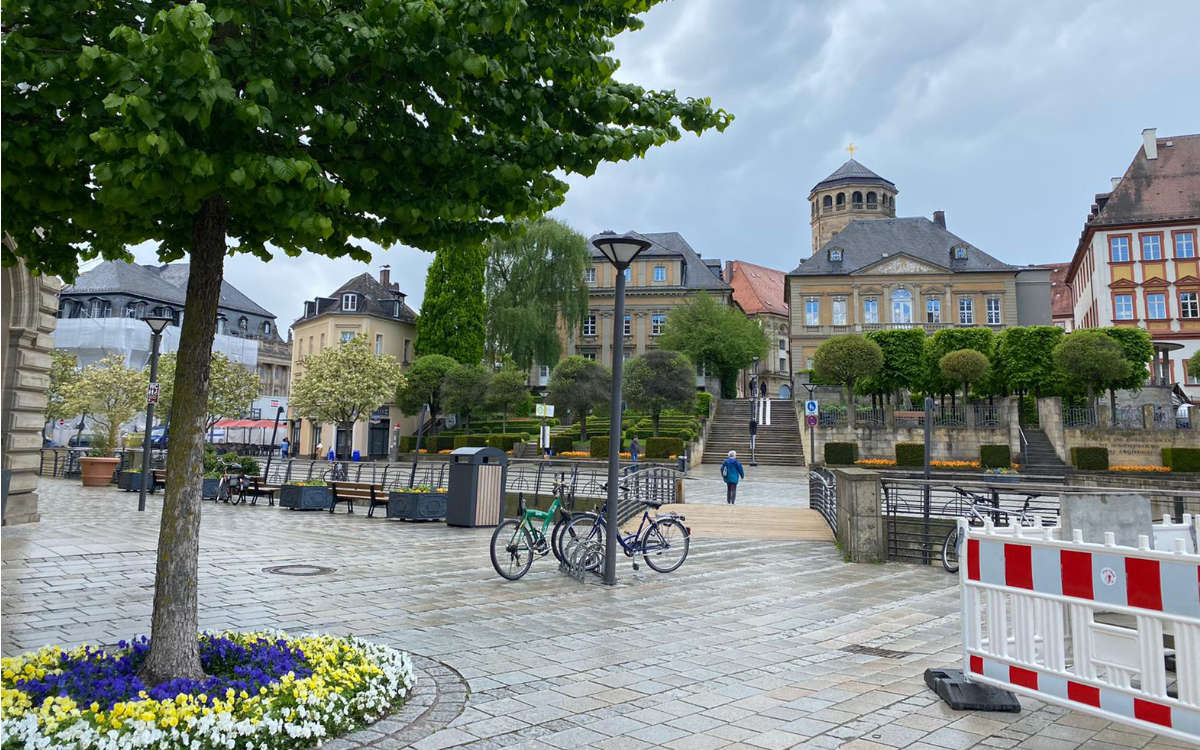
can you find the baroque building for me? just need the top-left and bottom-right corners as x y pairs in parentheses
(724, 260), (792, 399)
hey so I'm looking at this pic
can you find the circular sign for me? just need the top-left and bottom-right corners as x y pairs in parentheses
(805, 400), (819, 415)
(806, 415), (818, 427)
(1099, 567), (1118, 586)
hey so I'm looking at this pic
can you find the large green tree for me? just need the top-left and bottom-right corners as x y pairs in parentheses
(442, 363), (493, 430)
(812, 334), (883, 427)
(659, 292), (767, 397)
(1054, 330), (1130, 406)
(62, 354), (147, 456)
(486, 368), (533, 433)
(923, 327), (995, 397)
(859, 328), (924, 403)
(623, 350), (695, 436)
(485, 218), (590, 369)
(417, 246), (487, 365)
(156, 351), (260, 430)
(939, 349), (990, 405)
(1, 0), (729, 683)
(993, 325), (1064, 400)
(547, 355), (610, 440)
(395, 354), (459, 426)
(46, 350), (81, 428)
(1102, 326), (1154, 415)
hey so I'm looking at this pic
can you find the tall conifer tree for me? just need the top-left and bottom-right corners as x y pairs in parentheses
(416, 246), (487, 364)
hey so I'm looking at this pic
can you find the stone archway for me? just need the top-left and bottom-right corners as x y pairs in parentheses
(2, 257), (61, 525)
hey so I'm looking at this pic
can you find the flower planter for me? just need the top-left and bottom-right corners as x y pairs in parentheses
(119, 471), (155, 492)
(280, 484), (331, 510)
(79, 457), (120, 487)
(202, 477), (225, 501)
(984, 474), (1020, 484)
(386, 491), (446, 520)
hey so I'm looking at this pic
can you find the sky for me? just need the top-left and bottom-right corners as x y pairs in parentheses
(119, 0), (1200, 330)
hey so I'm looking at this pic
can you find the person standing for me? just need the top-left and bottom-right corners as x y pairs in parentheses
(628, 436), (641, 470)
(280, 437), (290, 459)
(760, 380), (767, 399)
(721, 450), (744, 505)
(748, 416), (758, 454)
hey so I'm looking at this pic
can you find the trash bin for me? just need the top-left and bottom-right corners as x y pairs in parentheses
(445, 447), (508, 528)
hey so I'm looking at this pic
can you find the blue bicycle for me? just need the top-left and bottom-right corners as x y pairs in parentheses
(560, 489), (690, 574)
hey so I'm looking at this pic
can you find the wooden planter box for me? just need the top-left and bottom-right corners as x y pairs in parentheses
(280, 484), (331, 510)
(387, 491), (447, 520)
(201, 477), (226, 501)
(79, 457), (120, 487)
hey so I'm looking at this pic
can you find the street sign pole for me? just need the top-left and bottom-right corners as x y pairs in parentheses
(803, 386), (819, 466)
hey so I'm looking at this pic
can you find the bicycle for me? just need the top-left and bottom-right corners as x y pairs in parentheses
(323, 460), (348, 482)
(490, 475), (586, 580)
(941, 489), (1039, 573)
(560, 483), (690, 575)
(212, 458), (248, 505)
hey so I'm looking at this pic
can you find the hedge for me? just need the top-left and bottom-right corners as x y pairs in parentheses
(895, 443), (925, 466)
(453, 434), (482, 449)
(695, 391), (713, 416)
(396, 435), (415, 452)
(645, 437), (684, 459)
(980, 444), (1011, 469)
(590, 435), (624, 458)
(824, 442), (858, 465)
(486, 433), (527, 451)
(550, 435), (575, 454)
(1070, 446), (1109, 471)
(1163, 447), (1200, 472)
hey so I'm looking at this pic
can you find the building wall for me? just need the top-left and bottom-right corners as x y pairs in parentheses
(739, 312), (792, 398)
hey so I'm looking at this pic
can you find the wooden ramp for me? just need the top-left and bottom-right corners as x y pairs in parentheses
(628, 504), (834, 542)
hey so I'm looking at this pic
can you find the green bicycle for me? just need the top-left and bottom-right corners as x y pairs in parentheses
(490, 475), (588, 580)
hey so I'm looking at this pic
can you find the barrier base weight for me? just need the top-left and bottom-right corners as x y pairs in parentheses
(925, 669), (1020, 712)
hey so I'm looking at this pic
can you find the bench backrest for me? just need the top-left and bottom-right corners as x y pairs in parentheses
(330, 481), (382, 497)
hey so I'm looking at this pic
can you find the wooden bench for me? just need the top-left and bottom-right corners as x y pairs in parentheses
(240, 476), (280, 506)
(152, 469), (168, 490)
(329, 481), (382, 515)
(894, 410), (925, 420)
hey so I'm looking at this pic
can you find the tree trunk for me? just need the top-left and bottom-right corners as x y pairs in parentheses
(652, 409), (660, 437)
(1108, 387), (1117, 426)
(579, 412), (588, 441)
(138, 196), (227, 686)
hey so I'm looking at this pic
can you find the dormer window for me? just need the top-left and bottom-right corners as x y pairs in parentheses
(342, 293), (357, 311)
(261, 321), (272, 336)
(829, 248), (843, 262)
(953, 245), (968, 260)
(393, 300), (401, 318)
(238, 317), (248, 333)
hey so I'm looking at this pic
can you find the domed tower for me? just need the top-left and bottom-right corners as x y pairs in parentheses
(808, 155), (897, 253)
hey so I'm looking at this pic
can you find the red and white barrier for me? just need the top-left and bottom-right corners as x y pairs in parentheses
(961, 517), (1200, 743)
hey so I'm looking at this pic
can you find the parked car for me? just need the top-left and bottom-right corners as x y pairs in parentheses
(150, 426), (169, 448)
(67, 435), (92, 448)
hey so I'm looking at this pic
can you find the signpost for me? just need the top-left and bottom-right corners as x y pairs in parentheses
(536, 403), (555, 455)
(802, 388), (819, 466)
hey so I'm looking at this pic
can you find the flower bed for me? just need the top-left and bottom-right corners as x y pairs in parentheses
(1109, 465), (1171, 472)
(1, 631), (411, 749)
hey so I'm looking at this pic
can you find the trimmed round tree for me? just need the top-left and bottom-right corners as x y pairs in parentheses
(547, 356), (611, 441)
(395, 354), (459, 426)
(812, 335), (883, 427)
(938, 349), (990, 406)
(1053, 331), (1130, 410)
(486, 368), (533, 434)
(1102, 326), (1154, 416)
(623, 350), (696, 436)
(442, 363), (493, 431)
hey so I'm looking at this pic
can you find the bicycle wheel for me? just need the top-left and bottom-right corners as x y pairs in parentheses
(942, 526), (960, 573)
(490, 520), (534, 581)
(552, 511), (592, 562)
(642, 518), (690, 573)
(228, 479), (244, 505)
(561, 514), (604, 571)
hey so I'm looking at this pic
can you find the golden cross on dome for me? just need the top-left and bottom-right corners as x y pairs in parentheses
(846, 142), (857, 158)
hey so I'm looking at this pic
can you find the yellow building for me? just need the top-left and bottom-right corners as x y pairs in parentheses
(557, 232), (732, 392)
(288, 267), (418, 459)
(787, 159), (1050, 373)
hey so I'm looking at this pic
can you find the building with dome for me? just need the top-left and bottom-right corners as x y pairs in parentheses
(787, 157), (1050, 376)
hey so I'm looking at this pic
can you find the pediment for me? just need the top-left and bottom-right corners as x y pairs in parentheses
(1142, 276), (1170, 288)
(1109, 278), (1138, 289)
(857, 253), (948, 276)
(1175, 274), (1200, 286)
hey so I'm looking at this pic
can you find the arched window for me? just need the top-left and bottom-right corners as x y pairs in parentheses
(866, 191), (877, 208)
(88, 298), (111, 318)
(891, 288), (913, 324)
(261, 320), (272, 336)
(835, 193), (845, 210)
(852, 191), (863, 209)
(822, 195), (833, 213)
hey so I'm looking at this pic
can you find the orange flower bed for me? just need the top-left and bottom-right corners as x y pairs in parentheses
(930, 460), (981, 469)
(1110, 465), (1171, 472)
(855, 458), (896, 466)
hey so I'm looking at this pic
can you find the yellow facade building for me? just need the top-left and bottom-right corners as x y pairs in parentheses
(288, 267), (418, 459)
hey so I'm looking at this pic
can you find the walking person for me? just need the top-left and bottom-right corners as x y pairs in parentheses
(721, 450), (744, 505)
(748, 416), (758, 453)
(280, 437), (290, 459)
(760, 380), (767, 399)
(628, 436), (641, 471)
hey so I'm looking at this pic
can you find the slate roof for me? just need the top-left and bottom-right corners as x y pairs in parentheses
(789, 217), (1015, 276)
(587, 231), (731, 291)
(304, 272), (417, 323)
(811, 158), (896, 193)
(726, 261), (788, 316)
(61, 260), (273, 317)
(1088, 133), (1200, 226)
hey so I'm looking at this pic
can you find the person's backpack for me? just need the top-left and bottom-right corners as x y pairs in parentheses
(720, 461), (729, 479)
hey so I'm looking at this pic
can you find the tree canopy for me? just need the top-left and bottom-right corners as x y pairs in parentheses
(1190, 351), (1200, 381)
(156, 351), (260, 430)
(416, 246), (487, 365)
(859, 328), (924, 400)
(547, 355), (611, 440)
(46, 350), (81, 425)
(1053, 330), (1129, 401)
(923, 328), (995, 396)
(812, 334), (883, 426)
(486, 368), (533, 433)
(442, 363), (493, 429)
(993, 325), (1063, 397)
(658, 292), (767, 398)
(395, 354), (458, 424)
(1102, 327), (1154, 392)
(939, 349), (990, 402)
(290, 336), (404, 438)
(63, 354), (147, 456)
(485, 218), (590, 370)
(623, 350), (695, 436)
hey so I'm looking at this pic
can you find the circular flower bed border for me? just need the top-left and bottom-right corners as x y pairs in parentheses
(1, 631), (412, 750)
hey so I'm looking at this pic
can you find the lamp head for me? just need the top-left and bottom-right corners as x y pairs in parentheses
(142, 315), (172, 335)
(590, 231), (652, 269)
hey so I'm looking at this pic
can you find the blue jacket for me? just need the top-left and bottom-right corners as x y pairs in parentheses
(721, 457), (745, 484)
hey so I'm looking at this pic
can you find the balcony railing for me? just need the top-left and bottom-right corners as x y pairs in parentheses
(800, 322), (1006, 336)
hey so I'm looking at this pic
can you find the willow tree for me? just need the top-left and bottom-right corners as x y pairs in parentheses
(2, 0), (730, 683)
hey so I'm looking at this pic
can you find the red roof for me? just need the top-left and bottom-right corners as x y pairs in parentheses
(725, 260), (788, 316)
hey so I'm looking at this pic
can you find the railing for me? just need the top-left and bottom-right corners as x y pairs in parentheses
(1063, 406), (1097, 427)
(854, 407), (885, 426)
(818, 409), (847, 427)
(973, 403), (1000, 428)
(933, 404), (966, 427)
(1018, 426), (1028, 467)
(809, 468), (837, 533)
(37, 448), (163, 479)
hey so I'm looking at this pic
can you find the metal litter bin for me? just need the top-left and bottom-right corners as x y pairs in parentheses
(446, 447), (508, 528)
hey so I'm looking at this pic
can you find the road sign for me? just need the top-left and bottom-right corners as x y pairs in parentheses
(535, 404), (556, 418)
(147, 382), (160, 404)
(806, 415), (818, 427)
(804, 399), (818, 416)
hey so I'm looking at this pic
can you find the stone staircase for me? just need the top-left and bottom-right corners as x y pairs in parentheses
(702, 399), (806, 465)
(1021, 427), (1068, 476)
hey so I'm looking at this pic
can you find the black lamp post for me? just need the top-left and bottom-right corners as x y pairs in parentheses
(138, 315), (172, 511)
(591, 230), (652, 586)
(263, 405), (285, 480)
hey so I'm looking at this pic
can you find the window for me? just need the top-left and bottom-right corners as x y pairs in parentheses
(1175, 231), (1197, 258)
(651, 314), (666, 335)
(583, 314), (596, 336)
(1114, 294), (1134, 320)
(403, 339), (412, 362)
(584, 267), (596, 283)
(779, 357), (787, 372)
(319, 333), (326, 349)
(375, 334), (384, 355)
(958, 297), (974, 325)
(1141, 234), (1162, 261)
(953, 246), (968, 260)
(623, 267), (631, 283)
(926, 298), (941, 324)
(89, 299), (111, 318)
(805, 297), (820, 326)
(1109, 235), (1130, 262)
(1180, 291), (1199, 319)
(822, 195), (832, 212)
(262, 321), (271, 336)
(340, 331), (354, 343)
(538, 365), (550, 378)
(393, 300), (402, 318)
(124, 302), (142, 319)
(986, 297), (1001, 325)
(778, 339), (786, 351)
(863, 297), (879, 324)
(623, 314), (631, 336)
(1146, 293), (1167, 319)
(238, 317), (248, 333)
(342, 293), (357, 311)
(891, 289), (913, 324)
(832, 297), (847, 326)
(829, 248), (843, 262)
(582, 352), (596, 361)
(653, 265), (666, 282)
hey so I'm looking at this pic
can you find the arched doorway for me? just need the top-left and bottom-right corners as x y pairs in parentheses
(779, 384), (792, 400)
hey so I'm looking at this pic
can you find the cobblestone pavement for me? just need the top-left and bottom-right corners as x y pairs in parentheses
(2, 478), (1185, 750)
(685, 464), (811, 508)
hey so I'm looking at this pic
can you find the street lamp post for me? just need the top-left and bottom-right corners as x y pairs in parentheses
(263, 405), (285, 480)
(591, 230), (652, 586)
(138, 315), (172, 512)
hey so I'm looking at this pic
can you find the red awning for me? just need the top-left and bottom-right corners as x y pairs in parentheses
(214, 419), (288, 429)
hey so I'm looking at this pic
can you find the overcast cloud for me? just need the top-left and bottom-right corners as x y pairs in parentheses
(123, 0), (1200, 330)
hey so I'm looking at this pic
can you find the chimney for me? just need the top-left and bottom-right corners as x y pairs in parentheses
(1142, 128), (1157, 160)
(1110, 177), (1121, 189)
(379, 264), (391, 287)
(932, 210), (946, 229)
